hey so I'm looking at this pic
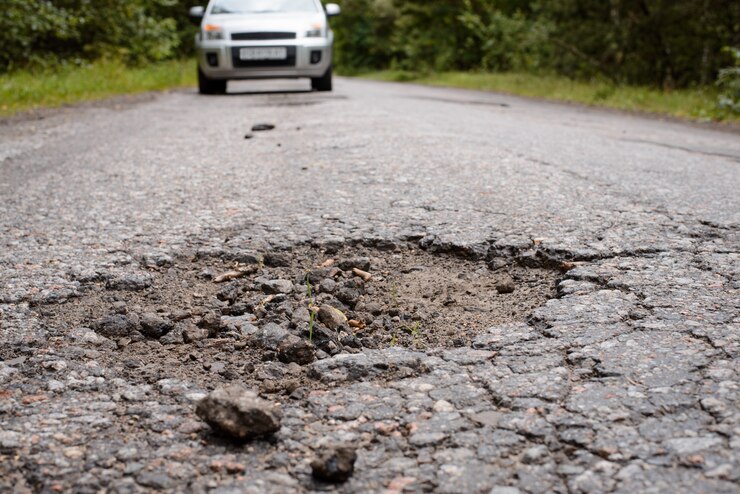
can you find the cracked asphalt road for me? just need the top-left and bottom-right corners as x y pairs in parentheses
(1, 78), (739, 493)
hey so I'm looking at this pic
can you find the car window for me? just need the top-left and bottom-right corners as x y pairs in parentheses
(211, 0), (319, 14)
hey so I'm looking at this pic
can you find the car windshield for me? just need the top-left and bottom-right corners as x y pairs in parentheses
(211, 0), (318, 14)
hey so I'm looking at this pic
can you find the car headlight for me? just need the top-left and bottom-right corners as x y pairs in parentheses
(305, 23), (324, 37)
(203, 24), (224, 40)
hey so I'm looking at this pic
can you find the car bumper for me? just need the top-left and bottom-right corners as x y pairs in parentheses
(196, 37), (332, 80)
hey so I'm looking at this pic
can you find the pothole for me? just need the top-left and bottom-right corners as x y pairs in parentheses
(39, 243), (559, 393)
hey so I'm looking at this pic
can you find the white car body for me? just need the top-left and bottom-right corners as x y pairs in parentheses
(191, 0), (339, 93)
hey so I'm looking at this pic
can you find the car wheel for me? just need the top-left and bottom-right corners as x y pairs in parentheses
(311, 66), (333, 92)
(198, 68), (227, 95)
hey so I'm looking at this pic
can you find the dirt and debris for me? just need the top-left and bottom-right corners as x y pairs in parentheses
(43, 244), (557, 355)
(32, 244), (558, 412)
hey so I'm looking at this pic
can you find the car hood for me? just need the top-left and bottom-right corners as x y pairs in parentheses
(205, 12), (325, 34)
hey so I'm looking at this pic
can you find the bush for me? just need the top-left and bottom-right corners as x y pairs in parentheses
(332, 0), (399, 71)
(0, 1), (75, 71)
(717, 47), (740, 114)
(0, 0), (195, 72)
(332, 0), (740, 90)
(457, 0), (551, 72)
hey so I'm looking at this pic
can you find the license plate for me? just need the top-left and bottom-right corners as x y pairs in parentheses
(239, 47), (287, 60)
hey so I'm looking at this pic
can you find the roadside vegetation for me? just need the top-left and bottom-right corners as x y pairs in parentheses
(0, 59), (195, 117)
(1, 0), (738, 121)
(1, 0), (198, 117)
(333, 0), (740, 122)
(358, 70), (734, 122)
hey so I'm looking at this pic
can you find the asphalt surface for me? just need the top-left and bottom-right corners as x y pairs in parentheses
(1, 77), (739, 493)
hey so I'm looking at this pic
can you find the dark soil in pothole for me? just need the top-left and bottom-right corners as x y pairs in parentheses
(39, 243), (559, 395)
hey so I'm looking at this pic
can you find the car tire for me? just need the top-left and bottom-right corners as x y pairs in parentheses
(311, 66), (333, 92)
(198, 68), (227, 95)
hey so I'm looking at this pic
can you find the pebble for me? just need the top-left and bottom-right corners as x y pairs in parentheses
(262, 279), (294, 295)
(277, 335), (315, 365)
(338, 257), (371, 272)
(183, 324), (209, 343)
(521, 445), (549, 464)
(311, 446), (357, 483)
(47, 380), (65, 392)
(319, 278), (337, 293)
(432, 400), (455, 413)
(255, 323), (289, 350)
(318, 305), (347, 331)
(136, 472), (173, 489)
(139, 313), (174, 339)
(42, 360), (67, 372)
(93, 314), (140, 338)
(195, 385), (283, 440)
(0, 431), (21, 449)
(495, 275), (516, 294)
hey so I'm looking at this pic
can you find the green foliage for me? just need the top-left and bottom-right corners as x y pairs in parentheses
(332, 0), (399, 71)
(0, 0), (196, 72)
(332, 0), (740, 89)
(535, 0), (740, 88)
(3, 0), (737, 92)
(305, 275), (315, 342)
(717, 47), (740, 114)
(457, 0), (551, 72)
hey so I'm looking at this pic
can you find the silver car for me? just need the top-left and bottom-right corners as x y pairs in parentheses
(189, 0), (340, 94)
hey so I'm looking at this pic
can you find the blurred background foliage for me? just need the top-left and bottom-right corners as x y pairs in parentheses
(0, 0), (738, 111)
(0, 0), (196, 71)
(332, 0), (739, 90)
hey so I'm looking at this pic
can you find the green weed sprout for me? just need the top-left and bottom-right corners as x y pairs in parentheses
(306, 274), (314, 342)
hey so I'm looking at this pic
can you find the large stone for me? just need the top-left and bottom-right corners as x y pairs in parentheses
(318, 305), (347, 331)
(311, 446), (357, 483)
(93, 314), (140, 338)
(139, 313), (174, 339)
(183, 324), (208, 343)
(255, 323), (290, 350)
(262, 279), (294, 295)
(277, 335), (315, 365)
(495, 275), (516, 294)
(198, 312), (223, 335)
(338, 257), (371, 272)
(195, 385), (282, 440)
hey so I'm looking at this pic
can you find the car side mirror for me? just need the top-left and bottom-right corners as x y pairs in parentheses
(189, 6), (205, 25)
(325, 3), (341, 17)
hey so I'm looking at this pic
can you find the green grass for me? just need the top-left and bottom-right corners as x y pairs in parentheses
(3, 61), (735, 123)
(0, 59), (196, 117)
(306, 275), (315, 342)
(355, 70), (738, 123)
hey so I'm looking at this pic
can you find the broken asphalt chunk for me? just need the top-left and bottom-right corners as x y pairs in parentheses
(195, 385), (282, 441)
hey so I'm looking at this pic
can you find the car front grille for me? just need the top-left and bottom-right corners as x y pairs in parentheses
(231, 32), (296, 41)
(231, 46), (297, 68)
